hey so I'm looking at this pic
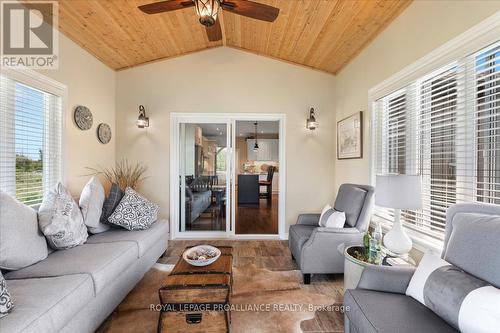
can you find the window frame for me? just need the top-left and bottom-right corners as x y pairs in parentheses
(368, 13), (500, 252)
(0, 67), (67, 204)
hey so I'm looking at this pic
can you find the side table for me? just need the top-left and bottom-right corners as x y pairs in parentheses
(338, 244), (416, 290)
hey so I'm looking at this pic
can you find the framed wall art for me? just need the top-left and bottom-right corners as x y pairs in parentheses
(337, 111), (363, 159)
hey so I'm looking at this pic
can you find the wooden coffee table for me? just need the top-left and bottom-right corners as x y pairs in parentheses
(158, 246), (233, 333)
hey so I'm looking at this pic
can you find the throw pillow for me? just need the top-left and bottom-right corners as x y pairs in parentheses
(319, 205), (346, 228)
(319, 205), (333, 227)
(406, 252), (500, 333)
(0, 272), (13, 318)
(108, 187), (159, 230)
(0, 191), (48, 270)
(38, 183), (88, 250)
(100, 183), (124, 224)
(79, 176), (109, 234)
(325, 211), (346, 228)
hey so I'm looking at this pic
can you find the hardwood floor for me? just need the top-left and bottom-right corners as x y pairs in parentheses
(160, 240), (345, 332)
(236, 193), (278, 234)
(186, 193), (279, 234)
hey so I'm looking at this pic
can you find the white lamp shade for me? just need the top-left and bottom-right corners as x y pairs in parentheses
(375, 175), (422, 209)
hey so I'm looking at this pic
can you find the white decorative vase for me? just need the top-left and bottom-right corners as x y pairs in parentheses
(383, 208), (412, 255)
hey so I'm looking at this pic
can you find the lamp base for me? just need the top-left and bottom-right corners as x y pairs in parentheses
(383, 209), (412, 255)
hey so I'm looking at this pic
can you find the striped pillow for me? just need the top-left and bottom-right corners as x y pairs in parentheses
(319, 205), (333, 227)
(318, 205), (345, 228)
(406, 252), (500, 333)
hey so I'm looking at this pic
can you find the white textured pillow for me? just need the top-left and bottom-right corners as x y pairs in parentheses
(0, 191), (48, 270)
(79, 177), (109, 234)
(108, 187), (159, 231)
(38, 183), (88, 249)
(325, 211), (346, 228)
(0, 272), (13, 317)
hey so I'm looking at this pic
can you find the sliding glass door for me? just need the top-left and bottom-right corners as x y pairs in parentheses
(178, 121), (231, 236)
(171, 113), (285, 239)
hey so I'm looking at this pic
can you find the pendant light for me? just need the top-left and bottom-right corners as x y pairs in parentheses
(253, 122), (259, 152)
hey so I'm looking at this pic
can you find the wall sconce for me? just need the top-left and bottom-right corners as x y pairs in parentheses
(306, 107), (318, 130)
(137, 105), (149, 128)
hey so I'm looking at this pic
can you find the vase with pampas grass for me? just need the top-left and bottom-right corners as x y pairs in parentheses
(86, 159), (147, 191)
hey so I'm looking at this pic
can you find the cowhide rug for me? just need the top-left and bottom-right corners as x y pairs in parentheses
(97, 263), (344, 333)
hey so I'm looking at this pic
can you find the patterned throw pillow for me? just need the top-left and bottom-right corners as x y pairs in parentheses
(406, 252), (500, 333)
(100, 183), (124, 224)
(108, 187), (159, 231)
(0, 272), (13, 317)
(38, 183), (89, 250)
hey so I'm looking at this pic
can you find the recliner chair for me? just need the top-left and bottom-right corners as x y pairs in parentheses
(344, 202), (500, 333)
(289, 184), (374, 284)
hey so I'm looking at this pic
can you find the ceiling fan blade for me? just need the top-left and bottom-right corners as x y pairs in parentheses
(222, 0), (279, 22)
(206, 20), (222, 42)
(138, 0), (194, 14)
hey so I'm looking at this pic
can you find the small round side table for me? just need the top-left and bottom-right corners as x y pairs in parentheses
(338, 244), (416, 290)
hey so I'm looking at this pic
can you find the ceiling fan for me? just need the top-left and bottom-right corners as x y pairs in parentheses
(138, 0), (280, 42)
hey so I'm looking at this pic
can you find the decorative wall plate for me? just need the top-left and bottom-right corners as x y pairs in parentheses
(97, 123), (112, 144)
(74, 105), (93, 130)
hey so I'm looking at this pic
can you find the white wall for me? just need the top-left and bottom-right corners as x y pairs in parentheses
(37, 34), (116, 195)
(115, 47), (336, 229)
(333, 0), (500, 194)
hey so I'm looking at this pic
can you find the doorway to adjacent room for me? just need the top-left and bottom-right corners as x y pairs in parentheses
(170, 113), (285, 240)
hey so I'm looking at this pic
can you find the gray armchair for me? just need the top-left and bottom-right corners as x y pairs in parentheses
(344, 202), (500, 333)
(289, 184), (374, 284)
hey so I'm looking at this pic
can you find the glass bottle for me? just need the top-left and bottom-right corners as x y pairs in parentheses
(373, 222), (383, 252)
(363, 231), (371, 259)
(369, 238), (378, 263)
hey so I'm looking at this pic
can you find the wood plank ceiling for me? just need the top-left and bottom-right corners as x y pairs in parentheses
(55, 0), (411, 74)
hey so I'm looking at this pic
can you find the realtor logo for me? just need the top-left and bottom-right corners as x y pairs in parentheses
(1, 1), (58, 68)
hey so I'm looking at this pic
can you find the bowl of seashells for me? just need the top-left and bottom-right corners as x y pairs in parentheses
(183, 245), (221, 266)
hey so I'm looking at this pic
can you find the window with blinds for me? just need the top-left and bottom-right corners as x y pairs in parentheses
(0, 74), (62, 206)
(372, 41), (500, 240)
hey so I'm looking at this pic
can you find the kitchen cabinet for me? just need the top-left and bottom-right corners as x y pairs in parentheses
(247, 139), (279, 161)
(238, 174), (259, 205)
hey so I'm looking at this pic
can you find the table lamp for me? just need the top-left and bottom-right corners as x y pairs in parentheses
(375, 175), (422, 255)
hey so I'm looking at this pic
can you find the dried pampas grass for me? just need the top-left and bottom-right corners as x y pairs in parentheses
(86, 159), (147, 191)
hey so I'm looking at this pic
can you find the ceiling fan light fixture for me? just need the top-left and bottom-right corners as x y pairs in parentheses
(194, 0), (221, 27)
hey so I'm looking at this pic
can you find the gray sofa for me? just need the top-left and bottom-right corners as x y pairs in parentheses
(186, 188), (211, 223)
(344, 202), (500, 333)
(289, 184), (374, 284)
(0, 219), (169, 333)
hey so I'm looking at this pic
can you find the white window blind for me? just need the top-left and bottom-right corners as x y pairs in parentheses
(372, 41), (500, 240)
(0, 74), (62, 206)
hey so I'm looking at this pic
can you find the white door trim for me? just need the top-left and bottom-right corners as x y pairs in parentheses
(170, 113), (286, 240)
